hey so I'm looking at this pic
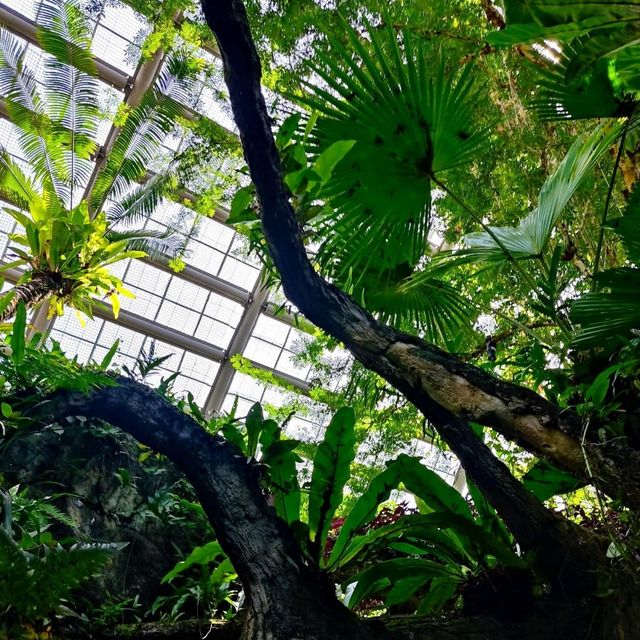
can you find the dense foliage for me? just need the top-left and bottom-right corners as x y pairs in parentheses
(1, 0), (640, 638)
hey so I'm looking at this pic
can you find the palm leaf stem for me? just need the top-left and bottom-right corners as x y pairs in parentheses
(491, 306), (555, 350)
(592, 112), (634, 291)
(433, 176), (546, 300)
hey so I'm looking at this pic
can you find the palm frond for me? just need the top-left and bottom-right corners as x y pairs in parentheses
(464, 122), (621, 263)
(365, 268), (474, 345)
(297, 18), (487, 277)
(530, 39), (631, 121)
(608, 185), (640, 264)
(571, 268), (640, 350)
(571, 185), (640, 349)
(0, 29), (68, 203)
(104, 228), (184, 261)
(37, 0), (100, 184)
(105, 169), (173, 228)
(0, 148), (40, 209)
(88, 55), (195, 215)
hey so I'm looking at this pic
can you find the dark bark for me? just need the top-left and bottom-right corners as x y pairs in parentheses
(36, 382), (637, 640)
(40, 377), (392, 640)
(0, 272), (66, 322)
(198, 0), (608, 594)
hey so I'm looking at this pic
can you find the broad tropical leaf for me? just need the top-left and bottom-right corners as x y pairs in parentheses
(522, 459), (585, 501)
(328, 454), (470, 567)
(308, 406), (356, 559)
(343, 557), (458, 609)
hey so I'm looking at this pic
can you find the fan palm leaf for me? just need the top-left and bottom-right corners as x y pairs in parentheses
(489, 0), (640, 120)
(297, 19), (487, 278)
(463, 122), (621, 263)
(363, 268), (474, 345)
(571, 268), (640, 349)
(571, 186), (640, 349)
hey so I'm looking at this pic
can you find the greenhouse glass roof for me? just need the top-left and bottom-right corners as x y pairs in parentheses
(0, 0), (460, 484)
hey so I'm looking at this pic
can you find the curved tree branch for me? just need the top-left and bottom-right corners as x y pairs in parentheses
(199, 0), (611, 594)
(39, 377), (390, 640)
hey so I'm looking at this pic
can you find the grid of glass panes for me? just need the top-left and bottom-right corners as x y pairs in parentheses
(0, 0), (461, 476)
(50, 312), (219, 405)
(244, 314), (313, 381)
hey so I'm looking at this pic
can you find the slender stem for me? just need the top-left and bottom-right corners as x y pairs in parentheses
(592, 114), (633, 291)
(433, 177), (546, 301)
(490, 307), (554, 349)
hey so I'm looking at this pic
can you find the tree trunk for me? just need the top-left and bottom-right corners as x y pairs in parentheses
(197, 0), (612, 599)
(0, 272), (62, 322)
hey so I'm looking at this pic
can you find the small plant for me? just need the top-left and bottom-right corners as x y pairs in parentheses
(0, 487), (123, 638)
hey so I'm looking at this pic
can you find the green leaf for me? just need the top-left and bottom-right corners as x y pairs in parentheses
(11, 301), (26, 364)
(464, 122), (621, 262)
(99, 339), (120, 370)
(297, 19), (486, 277)
(335, 513), (471, 570)
(312, 140), (356, 183)
(228, 186), (256, 225)
(522, 459), (585, 502)
(1, 402), (12, 418)
(416, 576), (461, 614)
(344, 558), (457, 609)
(245, 402), (264, 459)
(328, 458), (405, 567)
(400, 455), (472, 521)
(161, 541), (224, 584)
(308, 407), (356, 561)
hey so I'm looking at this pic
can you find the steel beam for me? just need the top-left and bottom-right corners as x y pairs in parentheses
(0, 3), (130, 90)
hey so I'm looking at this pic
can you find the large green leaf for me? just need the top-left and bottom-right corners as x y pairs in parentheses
(327, 458), (406, 567)
(400, 455), (472, 521)
(244, 402), (264, 458)
(522, 459), (585, 501)
(161, 541), (224, 583)
(328, 454), (471, 567)
(308, 407), (356, 560)
(298, 19), (486, 277)
(260, 421), (302, 525)
(334, 513), (472, 570)
(343, 557), (458, 609)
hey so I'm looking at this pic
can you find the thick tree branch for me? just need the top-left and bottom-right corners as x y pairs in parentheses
(196, 0), (640, 514)
(200, 0), (608, 591)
